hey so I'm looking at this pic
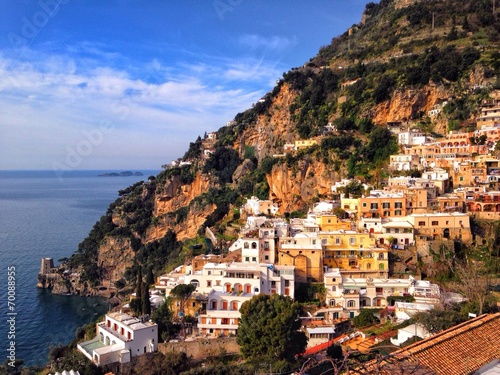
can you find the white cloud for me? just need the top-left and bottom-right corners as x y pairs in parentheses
(238, 34), (298, 52)
(0, 48), (282, 169)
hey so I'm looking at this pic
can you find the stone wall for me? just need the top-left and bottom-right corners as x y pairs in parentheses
(159, 337), (239, 360)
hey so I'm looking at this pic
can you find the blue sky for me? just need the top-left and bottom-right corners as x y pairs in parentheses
(0, 1), (374, 171)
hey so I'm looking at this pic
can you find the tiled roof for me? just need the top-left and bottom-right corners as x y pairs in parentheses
(374, 313), (500, 375)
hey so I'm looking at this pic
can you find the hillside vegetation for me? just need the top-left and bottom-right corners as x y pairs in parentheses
(65, 0), (499, 293)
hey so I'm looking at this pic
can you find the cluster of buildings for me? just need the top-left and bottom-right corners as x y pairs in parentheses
(150, 92), (500, 344)
(78, 92), (500, 367)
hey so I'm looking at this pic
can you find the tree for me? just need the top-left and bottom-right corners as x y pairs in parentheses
(453, 261), (491, 315)
(352, 309), (380, 328)
(170, 283), (196, 337)
(413, 308), (466, 334)
(236, 294), (307, 361)
(142, 282), (151, 315)
(326, 344), (344, 362)
(151, 300), (174, 342)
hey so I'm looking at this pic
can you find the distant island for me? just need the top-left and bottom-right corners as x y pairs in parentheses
(98, 171), (143, 177)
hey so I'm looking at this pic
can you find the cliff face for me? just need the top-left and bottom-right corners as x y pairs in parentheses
(267, 161), (335, 213)
(150, 172), (214, 242)
(372, 84), (452, 134)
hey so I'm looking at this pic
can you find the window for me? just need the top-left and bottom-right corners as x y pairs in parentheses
(376, 287), (383, 293)
(394, 228), (399, 234)
(264, 255), (269, 260)
(263, 241), (269, 249)
(383, 211), (390, 217)
(207, 281), (212, 287)
(418, 221), (425, 226)
(252, 257), (256, 262)
(395, 202), (403, 209)
(349, 237), (355, 245)
(431, 221), (438, 226)
(244, 242), (249, 249)
(335, 237), (341, 245)
(332, 286), (336, 291)
(245, 257), (249, 262)
(382, 202), (390, 209)
(370, 203), (379, 209)
(251, 242), (257, 249)
(347, 300), (355, 307)
(395, 210), (402, 216)
(362, 203), (367, 207)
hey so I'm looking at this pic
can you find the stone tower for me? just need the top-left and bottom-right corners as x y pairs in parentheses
(40, 257), (54, 275)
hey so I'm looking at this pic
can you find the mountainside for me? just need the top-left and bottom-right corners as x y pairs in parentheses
(59, 0), (499, 295)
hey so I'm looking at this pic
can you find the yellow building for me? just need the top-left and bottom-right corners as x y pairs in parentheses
(340, 197), (360, 216)
(278, 234), (323, 282)
(294, 139), (318, 149)
(407, 213), (471, 243)
(319, 231), (389, 278)
(315, 214), (352, 231)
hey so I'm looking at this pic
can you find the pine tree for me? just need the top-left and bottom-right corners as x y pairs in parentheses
(142, 282), (151, 315)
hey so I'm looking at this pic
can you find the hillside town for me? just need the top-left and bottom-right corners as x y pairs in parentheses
(74, 91), (500, 371)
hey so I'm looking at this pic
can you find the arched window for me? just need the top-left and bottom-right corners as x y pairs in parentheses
(330, 299), (336, 306)
(367, 263), (371, 270)
(347, 300), (355, 308)
(244, 242), (249, 249)
(251, 242), (257, 249)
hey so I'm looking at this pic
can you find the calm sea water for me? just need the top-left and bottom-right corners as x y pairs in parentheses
(0, 170), (159, 366)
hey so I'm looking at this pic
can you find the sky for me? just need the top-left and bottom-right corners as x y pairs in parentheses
(0, 1), (375, 171)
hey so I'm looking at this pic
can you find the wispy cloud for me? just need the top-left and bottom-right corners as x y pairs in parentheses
(0, 46), (283, 169)
(238, 34), (298, 52)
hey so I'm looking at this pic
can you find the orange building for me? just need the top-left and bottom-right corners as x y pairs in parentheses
(359, 191), (406, 218)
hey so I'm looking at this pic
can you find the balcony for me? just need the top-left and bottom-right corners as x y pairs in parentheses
(97, 323), (130, 342)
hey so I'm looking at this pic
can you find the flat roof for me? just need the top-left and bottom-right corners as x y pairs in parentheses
(307, 327), (336, 334)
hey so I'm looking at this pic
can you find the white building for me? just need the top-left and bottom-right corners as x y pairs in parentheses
(398, 129), (427, 146)
(78, 312), (158, 366)
(323, 269), (440, 318)
(241, 196), (279, 216)
(389, 154), (422, 171)
(189, 262), (295, 337)
(390, 324), (431, 346)
(229, 225), (279, 264)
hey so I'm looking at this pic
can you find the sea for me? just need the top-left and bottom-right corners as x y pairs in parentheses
(0, 169), (160, 367)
